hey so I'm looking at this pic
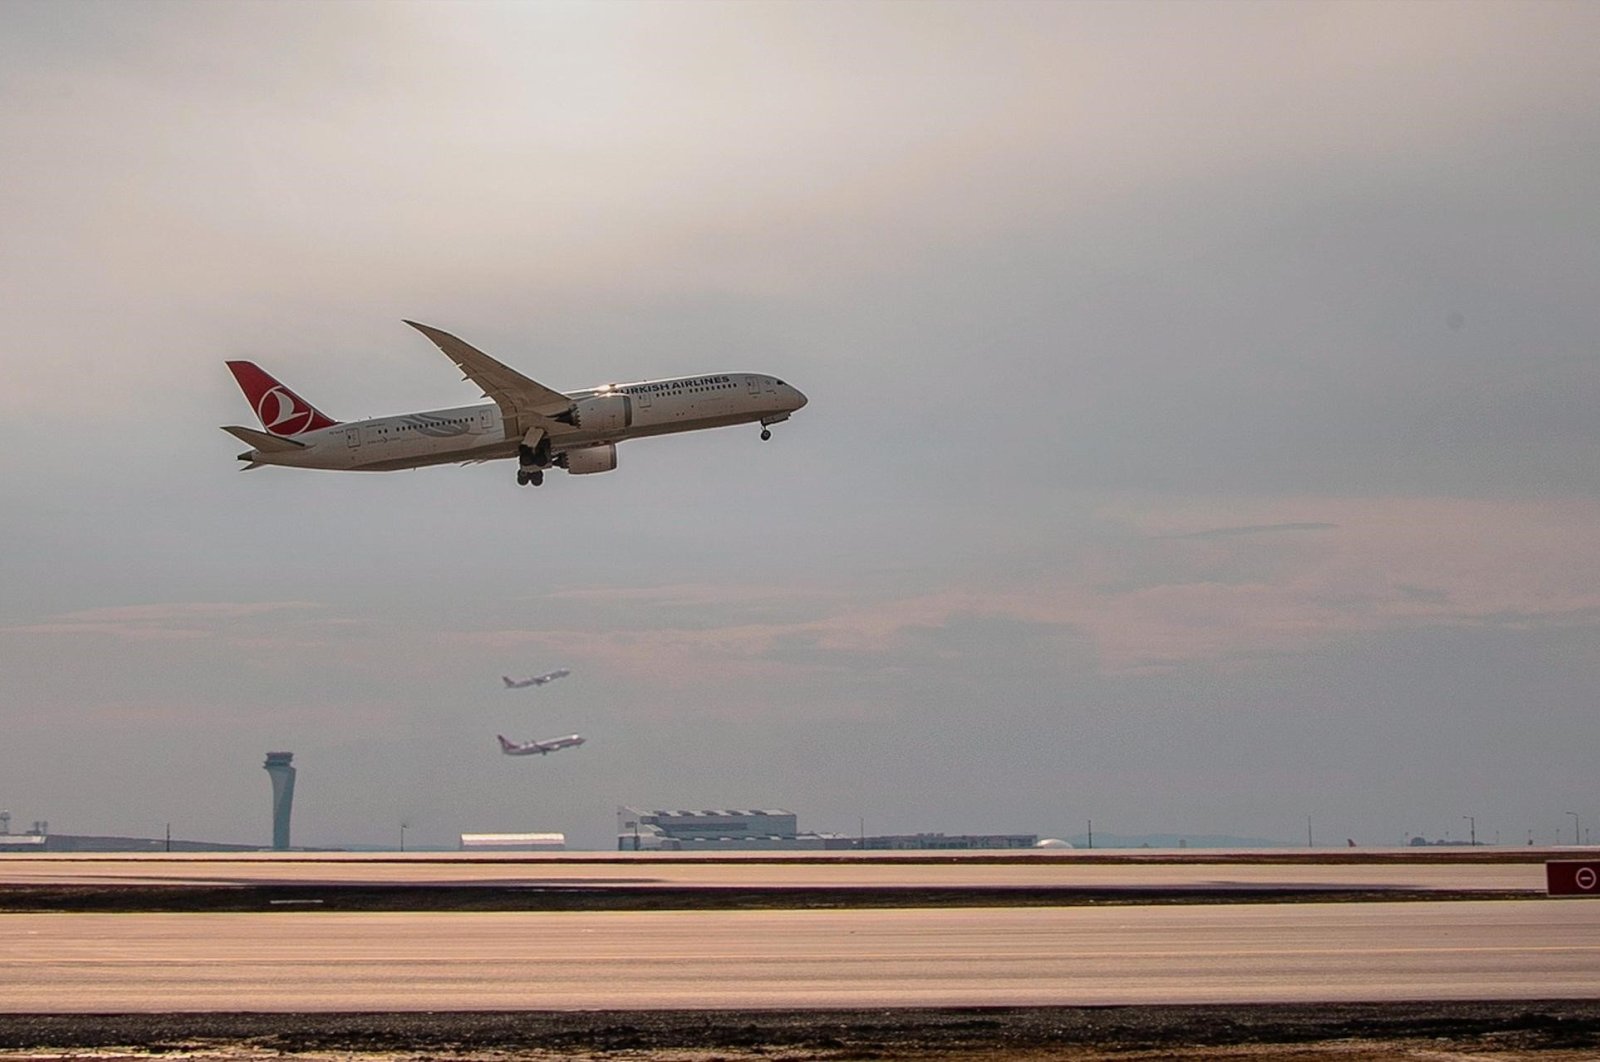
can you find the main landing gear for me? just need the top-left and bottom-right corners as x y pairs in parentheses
(517, 436), (552, 487)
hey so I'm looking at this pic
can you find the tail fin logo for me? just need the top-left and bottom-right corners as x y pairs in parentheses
(257, 387), (317, 437)
(226, 361), (337, 437)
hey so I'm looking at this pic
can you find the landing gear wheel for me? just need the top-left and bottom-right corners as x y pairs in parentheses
(530, 470), (544, 486)
(760, 429), (772, 441)
(516, 469), (531, 486)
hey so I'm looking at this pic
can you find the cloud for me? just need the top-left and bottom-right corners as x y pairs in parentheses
(1079, 496), (1600, 669)
(445, 496), (1600, 685)
(52, 602), (321, 624)
(2, 601), (322, 642)
(1158, 523), (1339, 540)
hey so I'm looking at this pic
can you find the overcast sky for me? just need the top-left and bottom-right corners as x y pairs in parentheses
(3, 0), (1598, 850)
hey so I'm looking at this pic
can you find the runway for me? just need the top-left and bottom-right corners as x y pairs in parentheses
(3, 901), (1597, 1011)
(0, 850), (1550, 892)
(2, 853), (1591, 1015)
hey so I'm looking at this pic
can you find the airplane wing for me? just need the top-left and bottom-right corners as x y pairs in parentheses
(404, 321), (572, 434)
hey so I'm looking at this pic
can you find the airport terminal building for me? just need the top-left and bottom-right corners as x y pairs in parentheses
(618, 808), (840, 850)
(857, 832), (1037, 850)
(617, 808), (1037, 851)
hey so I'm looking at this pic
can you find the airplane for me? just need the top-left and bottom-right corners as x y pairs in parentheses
(498, 733), (586, 756)
(502, 669), (571, 689)
(222, 321), (808, 487)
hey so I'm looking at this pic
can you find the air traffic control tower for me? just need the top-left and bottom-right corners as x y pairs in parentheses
(263, 752), (296, 851)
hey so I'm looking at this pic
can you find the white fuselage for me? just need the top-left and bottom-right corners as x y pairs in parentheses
(244, 373), (805, 472)
(504, 668), (570, 688)
(502, 735), (585, 756)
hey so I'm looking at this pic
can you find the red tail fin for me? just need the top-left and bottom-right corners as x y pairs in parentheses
(226, 361), (338, 436)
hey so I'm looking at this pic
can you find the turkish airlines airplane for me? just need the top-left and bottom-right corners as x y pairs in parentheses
(222, 321), (808, 487)
(502, 669), (570, 689)
(498, 733), (586, 756)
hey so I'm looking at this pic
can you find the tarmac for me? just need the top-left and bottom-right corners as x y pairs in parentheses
(2, 849), (1598, 1057)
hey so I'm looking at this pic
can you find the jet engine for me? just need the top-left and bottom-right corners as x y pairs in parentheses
(563, 393), (632, 433)
(558, 443), (618, 475)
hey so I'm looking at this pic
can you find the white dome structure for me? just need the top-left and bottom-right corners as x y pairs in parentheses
(1034, 838), (1073, 848)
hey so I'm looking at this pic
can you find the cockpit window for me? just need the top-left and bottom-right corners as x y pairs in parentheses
(775, 380), (785, 386)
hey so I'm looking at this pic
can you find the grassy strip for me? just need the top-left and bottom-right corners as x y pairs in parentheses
(0, 1003), (1598, 1053)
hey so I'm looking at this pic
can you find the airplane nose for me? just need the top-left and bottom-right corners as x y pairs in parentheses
(792, 387), (808, 410)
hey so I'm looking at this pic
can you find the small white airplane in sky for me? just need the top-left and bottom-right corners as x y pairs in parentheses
(222, 321), (807, 487)
(498, 733), (586, 756)
(502, 669), (571, 689)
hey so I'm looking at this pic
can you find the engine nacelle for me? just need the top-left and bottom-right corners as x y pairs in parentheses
(559, 443), (617, 475)
(565, 393), (632, 434)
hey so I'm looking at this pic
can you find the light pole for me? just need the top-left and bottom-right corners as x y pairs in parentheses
(400, 822), (407, 852)
(1462, 816), (1476, 846)
(1566, 811), (1580, 846)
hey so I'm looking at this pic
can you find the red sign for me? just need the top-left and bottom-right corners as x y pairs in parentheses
(1547, 861), (1600, 896)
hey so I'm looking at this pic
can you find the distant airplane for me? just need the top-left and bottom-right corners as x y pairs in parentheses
(502, 669), (571, 689)
(222, 321), (808, 487)
(498, 733), (586, 756)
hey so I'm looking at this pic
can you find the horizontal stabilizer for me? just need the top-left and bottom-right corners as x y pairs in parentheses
(221, 425), (306, 453)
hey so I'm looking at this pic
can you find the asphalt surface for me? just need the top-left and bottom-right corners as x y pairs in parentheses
(0, 850), (1551, 891)
(4, 900), (1598, 1011)
(6, 852), (1599, 1055)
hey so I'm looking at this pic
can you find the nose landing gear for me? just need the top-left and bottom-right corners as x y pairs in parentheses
(758, 413), (788, 442)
